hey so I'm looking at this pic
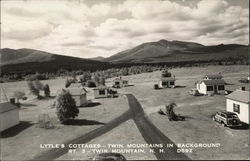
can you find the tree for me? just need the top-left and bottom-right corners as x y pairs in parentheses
(55, 89), (79, 124)
(43, 84), (50, 97)
(65, 79), (71, 88)
(99, 76), (105, 86)
(162, 69), (172, 77)
(13, 91), (25, 103)
(27, 81), (40, 98)
(86, 80), (97, 87)
(165, 102), (177, 121)
(79, 72), (91, 84)
(34, 80), (44, 90)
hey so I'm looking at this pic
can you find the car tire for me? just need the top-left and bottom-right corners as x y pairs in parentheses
(222, 122), (226, 127)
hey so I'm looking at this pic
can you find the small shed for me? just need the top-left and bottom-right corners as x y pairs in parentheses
(113, 77), (129, 88)
(225, 88), (249, 124)
(203, 74), (223, 80)
(196, 79), (226, 95)
(158, 77), (176, 88)
(0, 102), (19, 132)
(93, 86), (110, 99)
(67, 88), (88, 107)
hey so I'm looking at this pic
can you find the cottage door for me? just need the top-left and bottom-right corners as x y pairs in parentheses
(214, 85), (217, 93)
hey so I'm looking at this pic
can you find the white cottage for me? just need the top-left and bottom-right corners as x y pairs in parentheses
(225, 88), (249, 124)
(93, 86), (110, 99)
(158, 77), (176, 88)
(67, 88), (88, 107)
(196, 78), (226, 95)
(113, 77), (128, 88)
(0, 102), (19, 132)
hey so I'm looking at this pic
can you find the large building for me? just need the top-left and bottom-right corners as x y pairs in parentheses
(0, 101), (19, 132)
(225, 88), (249, 124)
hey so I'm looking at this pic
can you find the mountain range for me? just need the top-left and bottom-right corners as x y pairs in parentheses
(105, 39), (248, 63)
(0, 39), (248, 74)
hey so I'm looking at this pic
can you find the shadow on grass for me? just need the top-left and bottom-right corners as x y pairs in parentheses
(1, 121), (34, 138)
(21, 103), (37, 107)
(174, 85), (186, 88)
(231, 122), (249, 130)
(63, 119), (105, 126)
(81, 102), (101, 108)
(182, 115), (195, 120)
(126, 85), (134, 87)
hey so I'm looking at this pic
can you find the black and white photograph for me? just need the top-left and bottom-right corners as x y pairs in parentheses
(0, 0), (249, 160)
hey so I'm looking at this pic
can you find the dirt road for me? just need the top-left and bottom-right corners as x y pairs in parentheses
(33, 94), (189, 160)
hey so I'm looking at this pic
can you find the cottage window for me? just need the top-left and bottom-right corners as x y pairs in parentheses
(218, 85), (225, 90)
(170, 81), (175, 85)
(233, 103), (240, 114)
(162, 81), (167, 86)
(207, 86), (213, 91)
(99, 90), (105, 95)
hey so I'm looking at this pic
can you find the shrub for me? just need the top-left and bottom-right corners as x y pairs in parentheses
(165, 102), (177, 121)
(55, 89), (79, 124)
(86, 80), (97, 88)
(27, 81), (40, 98)
(79, 72), (91, 84)
(162, 70), (172, 77)
(34, 80), (44, 90)
(43, 84), (50, 97)
(99, 77), (105, 86)
(13, 91), (25, 103)
(65, 79), (71, 88)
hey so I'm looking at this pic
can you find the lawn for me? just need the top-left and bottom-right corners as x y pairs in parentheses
(57, 120), (157, 160)
(1, 80), (129, 160)
(114, 65), (249, 160)
(1, 65), (249, 160)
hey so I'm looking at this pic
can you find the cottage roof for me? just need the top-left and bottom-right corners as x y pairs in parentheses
(0, 102), (18, 113)
(204, 74), (222, 79)
(226, 90), (249, 104)
(67, 88), (87, 96)
(69, 83), (83, 88)
(199, 79), (226, 85)
(160, 77), (176, 81)
(93, 85), (109, 90)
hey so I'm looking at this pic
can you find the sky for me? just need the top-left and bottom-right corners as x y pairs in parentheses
(1, 0), (249, 58)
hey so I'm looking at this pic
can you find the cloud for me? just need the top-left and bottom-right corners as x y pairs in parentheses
(1, 0), (249, 58)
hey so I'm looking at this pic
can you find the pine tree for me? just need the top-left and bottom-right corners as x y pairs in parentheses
(43, 84), (50, 97)
(55, 89), (79, 124)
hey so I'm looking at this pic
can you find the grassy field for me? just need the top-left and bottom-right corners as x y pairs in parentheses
(57, 120), (157, 160)
(115, 65), (249, 160)
(1, 81), (129, 160)
(1, 65), (249, 160)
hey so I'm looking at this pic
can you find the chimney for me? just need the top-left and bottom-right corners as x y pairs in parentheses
(9, 98), (15, 104)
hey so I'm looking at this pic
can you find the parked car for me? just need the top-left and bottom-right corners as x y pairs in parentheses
(188, 89), (202, 96)
(212, 111), (242, 127)
(92, 153), (127, 161)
